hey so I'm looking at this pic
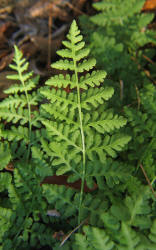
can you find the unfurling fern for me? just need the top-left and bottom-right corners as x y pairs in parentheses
(40, 20), (130, 224)
(0, 45), (41, 161)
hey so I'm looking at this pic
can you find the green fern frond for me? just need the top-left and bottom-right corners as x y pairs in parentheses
(10, 140), (28, 160)
(91, 0), (147, 26)
(125, 187), (152, 229)
(0, 45), (41, 161)
(0, 207), (13, 242)
(0, 142), (11, 170)
(31, 146), (53, 178)
(7, 45), (32, 81)
(84, 160), (132, 189)
(8, 183), (23, 210)
(43, 184), (107, 224)
(0, 172), (12, 192)
(117, 222), (142, 250)
(41, 20), (130, 225)
(149, 220), (156, 244)
(42, 184), (78, 218)
(75, 225), (115, 250)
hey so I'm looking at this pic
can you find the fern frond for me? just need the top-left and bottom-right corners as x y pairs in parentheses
(91, 0), (146, 26)
(117, 222), (142, 250)
(42, 184), (78, 218)
(149, 220), (156, 244)
(0, 207), (13, 242)
(43, 184), (107, 223)
(31, 145), (53, 178)
(8, 183), (23, 210)
(75, 225), (115, 250)
(0, 142), (11, 170)
(125, 187), (152, 229)
(84, 160), (132, 189)
(10, 140), (28, 160)
(41, 20), (130, 226)
(0, 172), (12, 192)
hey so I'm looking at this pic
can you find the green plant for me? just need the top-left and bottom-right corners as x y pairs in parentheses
(0, 46), (53, 249)
(39, 19), (130, 225)
(79, 0), (156, 107)
(0, 19), (156, 250)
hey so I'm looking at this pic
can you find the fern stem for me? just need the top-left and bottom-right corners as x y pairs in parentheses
(72, 45), (86, 225)
(17, 66), (32, 161)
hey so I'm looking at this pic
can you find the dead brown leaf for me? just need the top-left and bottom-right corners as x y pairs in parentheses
(41, 175), (97, 193)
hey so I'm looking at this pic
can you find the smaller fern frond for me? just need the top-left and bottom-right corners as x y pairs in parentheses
(117, 222), (142, 250)
(149, 220), (156, 245)
(0, 142), (11, 170)
(0, 207), (13, 242)
(42, 184), (78, 219)
(91, 0), (146, 26)
(77, 225), (115, 250)
(0, 172), (12, 192)
(7, 45), (33, 83)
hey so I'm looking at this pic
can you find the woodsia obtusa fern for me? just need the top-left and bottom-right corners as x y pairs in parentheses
(39, 20), (131, 224)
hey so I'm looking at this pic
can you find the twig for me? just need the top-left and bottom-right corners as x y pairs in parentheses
(47, 1), (53, 70)
(65, 2), (86, 15)
(142, 54), (155, 65)
(135, 84), (141, 110)
(60, 219), (87, 247)
(119, 79), (124, 101)
(140, 164), (156, 198)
